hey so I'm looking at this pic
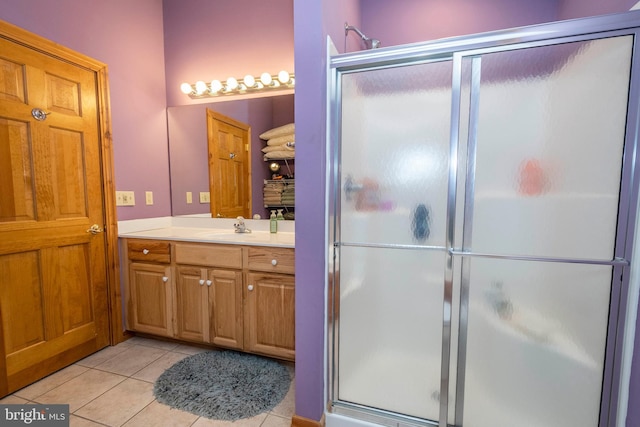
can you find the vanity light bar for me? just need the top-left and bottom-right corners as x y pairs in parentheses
(180, 71), (295, 98)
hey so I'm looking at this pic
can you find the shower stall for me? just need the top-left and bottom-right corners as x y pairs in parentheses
(327, 12), (640, 427)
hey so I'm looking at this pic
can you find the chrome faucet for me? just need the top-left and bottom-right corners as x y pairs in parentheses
(234, 216), (251, 233)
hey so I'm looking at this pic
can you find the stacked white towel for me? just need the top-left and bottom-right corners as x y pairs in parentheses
(260, 123), (295, 159)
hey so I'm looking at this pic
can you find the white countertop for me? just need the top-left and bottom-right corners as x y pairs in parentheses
(118, 216), (295, 248)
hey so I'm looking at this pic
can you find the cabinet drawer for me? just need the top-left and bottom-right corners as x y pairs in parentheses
(247, 247), (294, 274)
(127, 240), (171, 263)
(175, 243), (242, 269)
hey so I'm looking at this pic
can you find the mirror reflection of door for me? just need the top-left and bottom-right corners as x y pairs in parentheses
(206, 109), (251, 218)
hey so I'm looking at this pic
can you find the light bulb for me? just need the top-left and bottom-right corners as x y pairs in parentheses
(180, 82), (193, 94)
(244, 75), (256, 88)
(210, 80), (223, 93)
(195, 81), (207, 95)
(260, 72), (272, 86)
(226, 77), (239, 90)
(278, 70), (290, 84)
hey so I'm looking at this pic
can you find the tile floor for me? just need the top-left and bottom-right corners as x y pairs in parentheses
(0, 336), (295, 427)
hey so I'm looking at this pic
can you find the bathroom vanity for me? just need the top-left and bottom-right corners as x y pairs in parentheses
(119, 218), (295, 361)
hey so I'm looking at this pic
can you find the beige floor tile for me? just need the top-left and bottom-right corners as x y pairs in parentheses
(173, 343), (210, 355)
(0, 395), (29, 404)
(131, 351), (191, 383)
(74, 378), (155, 426)
(69, 414), (106, 426)
(76, 341), (134, 368)
(34, 369), (126, 412)
(127, 336), (180, 351)
(261, 414), (292, 427)
(191, 412), (268, 427)
(122, 400), (199, 427)
(270, 380), (295, 418)
(93, 344), (168, 376)
(14, 364), (89, 400)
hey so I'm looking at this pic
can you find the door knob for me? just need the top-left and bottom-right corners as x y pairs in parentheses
(86, 224), (104, 234)
(248, 285), (254, 291)
(199, 279), (205, 285)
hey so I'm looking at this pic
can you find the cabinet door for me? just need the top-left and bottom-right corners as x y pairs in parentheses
(128, 263), (173, 337)
(245, 272), (295, 360)
(208, 269), (244, 349)
(175, 266), (209, 343)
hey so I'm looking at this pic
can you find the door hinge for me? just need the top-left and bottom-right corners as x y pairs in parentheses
(245, 143), (249, 151)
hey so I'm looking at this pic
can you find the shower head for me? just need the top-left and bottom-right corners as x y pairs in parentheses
(345, 22), (380, 50)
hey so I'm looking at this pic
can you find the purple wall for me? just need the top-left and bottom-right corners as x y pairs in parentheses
(360, 0), (559, 49)
(163, 0), (294, 108)
(0, 0), (171, 221)
(558, 0), (638, 20)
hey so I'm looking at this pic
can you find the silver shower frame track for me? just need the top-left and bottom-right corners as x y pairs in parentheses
(327, 10), (640, 427)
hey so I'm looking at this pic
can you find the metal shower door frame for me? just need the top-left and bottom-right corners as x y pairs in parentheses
(327, 11), (640, 427)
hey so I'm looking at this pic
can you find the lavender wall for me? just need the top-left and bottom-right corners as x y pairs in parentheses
(558, 0), (638, 20)
(163, 0), (294, 108)
(360, 0), (558, 49)
(0, 0), (171, 221)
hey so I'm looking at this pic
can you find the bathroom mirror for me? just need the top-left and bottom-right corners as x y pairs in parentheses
(168, 94), (294, 218)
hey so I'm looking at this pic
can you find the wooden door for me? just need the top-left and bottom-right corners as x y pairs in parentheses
(206, 109), (251, 218)
(209, 269), (243, 349)
(0, 34), (112, 395)
(128, 263), (173, 337)
(244, 272), (295, 360)
(175, 266), (209, 343)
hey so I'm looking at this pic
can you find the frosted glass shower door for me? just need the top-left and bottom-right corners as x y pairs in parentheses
(457, 36), (633, 427)
(337, 60), (452, 422)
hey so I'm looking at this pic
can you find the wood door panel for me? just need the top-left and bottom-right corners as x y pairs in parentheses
(209, 269), (243, 349)
(45, 72), (81, 117)
(175, 266), (208, 342)
(58, 244), (94, 331)
(0, 57), (26, 103)
(0, 118), (35, 222)
(49, 127), (87, 218)
(0, 251), (46, 354)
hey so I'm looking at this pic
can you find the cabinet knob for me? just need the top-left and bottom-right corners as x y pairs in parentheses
(271, 259), (278, 266)
(199, 279), (205, 285)
(162, 276), (169, 282)
(206, 280), (212, 286)
(248, 284), (254, 291)
(142, 249), (150, 255)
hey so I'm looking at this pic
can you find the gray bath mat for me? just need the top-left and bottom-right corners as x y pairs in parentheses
(154, 350), (292, 420)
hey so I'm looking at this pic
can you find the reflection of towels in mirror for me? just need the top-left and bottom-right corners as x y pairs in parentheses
(259, 123), (294, 140)
(266, 133), (295, 146)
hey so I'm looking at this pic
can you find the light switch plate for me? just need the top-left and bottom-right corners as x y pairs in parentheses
(116, 191), (135, 206)
(199, 192), (210, 203)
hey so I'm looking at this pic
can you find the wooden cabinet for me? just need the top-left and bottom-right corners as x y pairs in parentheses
(125, 240), (173, 337)
(175, 267), (244, 348)
(245, 272), (295, 360)
(123, 238), (294, 360)
(245, 246), (295, 359)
